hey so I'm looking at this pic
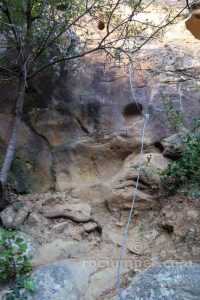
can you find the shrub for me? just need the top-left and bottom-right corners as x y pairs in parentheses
(160, 124), (200, 196)
(0, 229), (35, 299)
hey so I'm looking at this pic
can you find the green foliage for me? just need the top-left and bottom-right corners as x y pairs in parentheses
(191, 2), (200, 10)
(125, 0), (143, 10)
(13, 154), (36, 174)
(132, 155), (158, 190)
(161, 96), (185, 134)
(160, 128), (200, 196)
(0, 229), (35, 299)
(6, 275), (35, 300)
(193, 117), (200, 131)
(0, 0), (179, 79)
(8, 154), (36, 193)
(0, 0), (86, 76)
(0, 229), (32, 280)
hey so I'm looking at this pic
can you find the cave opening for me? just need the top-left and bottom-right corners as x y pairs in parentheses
(123, 102), (143, 117)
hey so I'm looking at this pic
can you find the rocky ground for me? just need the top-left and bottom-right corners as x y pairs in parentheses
(1, 191), (200, 299)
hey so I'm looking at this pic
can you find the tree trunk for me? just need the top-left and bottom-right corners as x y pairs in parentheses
(0, 77), (26, 210)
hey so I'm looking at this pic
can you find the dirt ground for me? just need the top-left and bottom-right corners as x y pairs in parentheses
(12, 191), (200, 299)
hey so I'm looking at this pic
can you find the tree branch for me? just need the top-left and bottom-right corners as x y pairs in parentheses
(131, 2), (194, 56)
(38, 0), (99, 55)
(0, 1), (19, 44)
(28, 0), (192, 79)
(186, 0), (190, 10)
(28, 46), (102, 78)
(0, 65), (18, 74)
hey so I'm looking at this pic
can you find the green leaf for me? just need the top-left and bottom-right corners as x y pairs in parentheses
(15, 237), (24, 244)
(23, 262), (32, 272)
(19, 243), (28, 252)
(0, 272), (8, 280)
(24, 279), (35, 292)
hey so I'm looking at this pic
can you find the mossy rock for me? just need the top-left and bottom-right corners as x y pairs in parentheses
(8, 154), (37, 193)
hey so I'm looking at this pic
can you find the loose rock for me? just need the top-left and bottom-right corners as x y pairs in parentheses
(83, 221), (99, 233)
(0, 205), (30, 229)
(27, 212), (43, 225)
(12, 206), (30, 227)
(53, 221), (68, 233)
(0, 206), (16, 228)
(161, 129), (188, 159)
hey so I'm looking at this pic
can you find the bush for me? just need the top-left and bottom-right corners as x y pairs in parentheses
(0, 229), (35, 299)
(160, 127), (200, 196)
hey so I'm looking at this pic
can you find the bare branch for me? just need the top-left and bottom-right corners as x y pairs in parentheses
(28, 0), (192, 79)
(34, 20), (57, 59)
(186, 0), (190, 10)
(131, 2), (193, 55)
(34, 0), (99, 60)
(28, 45), (102, 78)
(0, 75), (17, 81)
(106, 0), (122, 34)
(0, 65), (17, 74)
(0, 1), (19, 43)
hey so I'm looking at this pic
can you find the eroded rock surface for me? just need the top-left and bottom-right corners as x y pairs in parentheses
(0, 2), (200, 300)
(27, 261), (78, 300)
(120, 261), (200, 300)
(161, 128), (188, 159)
(0, 205), (30, 228)
(0, 1), (200, 202)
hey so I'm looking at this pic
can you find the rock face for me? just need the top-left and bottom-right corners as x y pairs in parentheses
(28, 261), (78, 300)
(0, 79), (55, 194)
(103, 153), (169, 210)
(24, 8), (200, 206)
(0, 1), (200, 207)
(120, 261), (200, 300)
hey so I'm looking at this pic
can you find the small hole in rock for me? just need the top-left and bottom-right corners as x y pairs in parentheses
(123, 103), (143, 117)
(154, 140), (164, 152)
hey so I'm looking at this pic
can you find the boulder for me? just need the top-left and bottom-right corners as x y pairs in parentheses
(0, 206), (16, 228)
(83, 221), (99, 233)
(104, 153), (169, 210)
(26, 259), (96, 299)
(27, 212), (43, 225)
(27, 261), (78, 300)
(0, 205), (30, 229)
(12, 206), (30, 227)
(161, 129), (188, 159)
(120, 261), (200, 300)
